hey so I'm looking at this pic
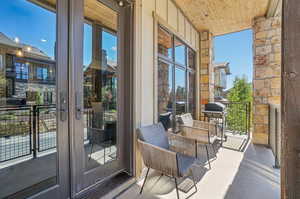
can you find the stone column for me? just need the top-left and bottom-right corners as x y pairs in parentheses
(252, 16), (281, 145)
(199, 31), (214, 120)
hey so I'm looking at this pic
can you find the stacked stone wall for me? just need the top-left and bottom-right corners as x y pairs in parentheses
(252, 16), (281, 145)
(199, 31), (214, 120)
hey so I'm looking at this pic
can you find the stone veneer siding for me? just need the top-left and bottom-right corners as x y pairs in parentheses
(15, 82), (56, 103)
(252, 16), (281, 145)
(199, 31), (214, 120)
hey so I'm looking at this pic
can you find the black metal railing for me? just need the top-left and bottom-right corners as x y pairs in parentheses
(36, 105), (57, 152)
(0, 105), (95, 163)
(0, 105), (56, 162)
(269, 104), (281, 168)
(225, 102), (251, 135)
(0, 107), (32, 162)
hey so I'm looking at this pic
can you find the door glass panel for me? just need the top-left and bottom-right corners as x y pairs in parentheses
(175, 68), (186, 115)
(83, 0), (118, 171)
(188, 72), (196, 117)
(157, 60), (173, 131)
(0, 0), (58, 198)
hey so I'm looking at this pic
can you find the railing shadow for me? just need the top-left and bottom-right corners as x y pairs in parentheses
(223, 144), (280, 199)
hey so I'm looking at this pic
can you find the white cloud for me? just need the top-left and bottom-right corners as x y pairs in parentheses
(111, 46), (117, 51)
(41, 39), (47, 42)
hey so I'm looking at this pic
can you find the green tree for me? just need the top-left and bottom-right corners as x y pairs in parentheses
(226, 76), (252, 133)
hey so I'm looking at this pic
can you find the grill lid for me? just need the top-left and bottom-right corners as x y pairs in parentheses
(204, 102), (226, 112)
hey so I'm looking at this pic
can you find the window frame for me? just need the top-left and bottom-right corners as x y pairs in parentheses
(157, 24), (196, 129)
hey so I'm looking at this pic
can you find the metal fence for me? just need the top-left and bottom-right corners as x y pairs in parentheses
(269, 104), (281, 168)
(0, 107), (32, 162)
(225, 102), (251, 135)
(0, 105), (56, 162)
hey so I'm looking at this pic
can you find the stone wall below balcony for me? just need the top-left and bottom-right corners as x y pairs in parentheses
(252, 15), (281, 145)
(199, 31), (214, 120)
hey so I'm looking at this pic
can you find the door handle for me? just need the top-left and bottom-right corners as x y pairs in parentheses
(75, 91), (82, 120)
(60, 91), (67, 121)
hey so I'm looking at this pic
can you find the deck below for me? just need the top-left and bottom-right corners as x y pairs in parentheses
(114, 140), (280, 199)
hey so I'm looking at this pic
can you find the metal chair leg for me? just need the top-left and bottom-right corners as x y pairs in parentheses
(140, 167), (150, 194)
(205, 145), (211, 169)
(190, 169), (198, 192)
(89, 143), (94, 160)
(211, 143), (217, 157)
(174, 177), (180, 199)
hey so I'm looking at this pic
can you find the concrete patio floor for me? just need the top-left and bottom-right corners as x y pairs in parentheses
(112, 140), (280, 199)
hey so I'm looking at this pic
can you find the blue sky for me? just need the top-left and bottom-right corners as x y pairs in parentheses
(0, 0), (56, 59)
(214, 29), (253, 89)
(0, 0), (117, 66)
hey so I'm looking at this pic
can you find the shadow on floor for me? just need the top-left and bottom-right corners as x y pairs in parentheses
(117, 138), (280, 199)
(224, 144), (280, 199)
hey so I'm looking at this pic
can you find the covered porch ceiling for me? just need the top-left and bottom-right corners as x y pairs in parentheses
(174, 0), (279, 36)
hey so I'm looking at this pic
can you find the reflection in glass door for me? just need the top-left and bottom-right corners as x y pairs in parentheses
(83, 25), (118, 170)
(70, 0), (132, 193)
(82, 0), (121, 175)
(0, 0), (69, 198)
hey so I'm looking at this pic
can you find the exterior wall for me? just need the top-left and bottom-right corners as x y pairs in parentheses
(133, 0), (201, 177)
(15, 82), (56, 103)
(252, 15), (281, 145)
(253, 16), (281, 145)
(199, 31), (214, 120)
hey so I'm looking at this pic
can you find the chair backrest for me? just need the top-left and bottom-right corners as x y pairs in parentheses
(179, 113), (193, 127)
(137, 123), (169, 149)
(159, 112), (172, 130)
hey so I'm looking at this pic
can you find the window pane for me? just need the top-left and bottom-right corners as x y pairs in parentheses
(157, 60), (173, 130)
(175, 68), (186, 115)
(188, 48), (195, 69)
(158, 26), (172, 59)
(83, 1), (119, 172)
(0, 0), (58, 198)
(175, 38), (186, 66)
(188, 72), (196, 117)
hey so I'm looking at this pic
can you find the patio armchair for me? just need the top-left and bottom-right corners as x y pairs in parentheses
(137, 123), (198, 199)
(178, 113), (219, 169)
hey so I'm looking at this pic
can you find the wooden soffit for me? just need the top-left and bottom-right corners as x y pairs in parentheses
(173, 0), (270, 36)
(29, 0), (117, 31)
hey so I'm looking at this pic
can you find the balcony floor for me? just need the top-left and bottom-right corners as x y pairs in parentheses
(114, 139), (280, 199)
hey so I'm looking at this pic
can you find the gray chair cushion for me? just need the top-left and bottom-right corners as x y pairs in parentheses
(177, 153), (196, 177)
(137, 123), (169, 149)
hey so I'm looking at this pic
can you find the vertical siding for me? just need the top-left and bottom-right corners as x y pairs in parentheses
(141, 0), (155, 125)
(167, 0), (178, 31)
(185, 19), (191, 44)
(154, 0), (199, 50)
(178, 11), (185, 37)
(156, 0), (167, 21)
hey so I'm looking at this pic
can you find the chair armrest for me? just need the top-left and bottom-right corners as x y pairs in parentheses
(138, 139), (179, 177)
(167, 132), (197, 157)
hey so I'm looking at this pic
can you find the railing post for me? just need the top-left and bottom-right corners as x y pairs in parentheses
(274, 108), (280, 169)
(32, 105), (37, 159)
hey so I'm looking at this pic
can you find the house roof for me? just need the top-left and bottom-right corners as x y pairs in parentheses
(0, 32), (52, 61)
(213, 62), (231, 75)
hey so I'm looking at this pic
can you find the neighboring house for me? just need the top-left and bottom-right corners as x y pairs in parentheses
(213, 62), (231, 101)
(0, 32), (56, 105)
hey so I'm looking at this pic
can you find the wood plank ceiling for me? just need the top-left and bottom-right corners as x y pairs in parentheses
(173, 0), (270, 36)
(31, 0), (117, 31)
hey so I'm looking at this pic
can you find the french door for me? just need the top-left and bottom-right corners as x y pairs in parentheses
(69, 0), (133, 197)
(0, 0), (132, 198)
